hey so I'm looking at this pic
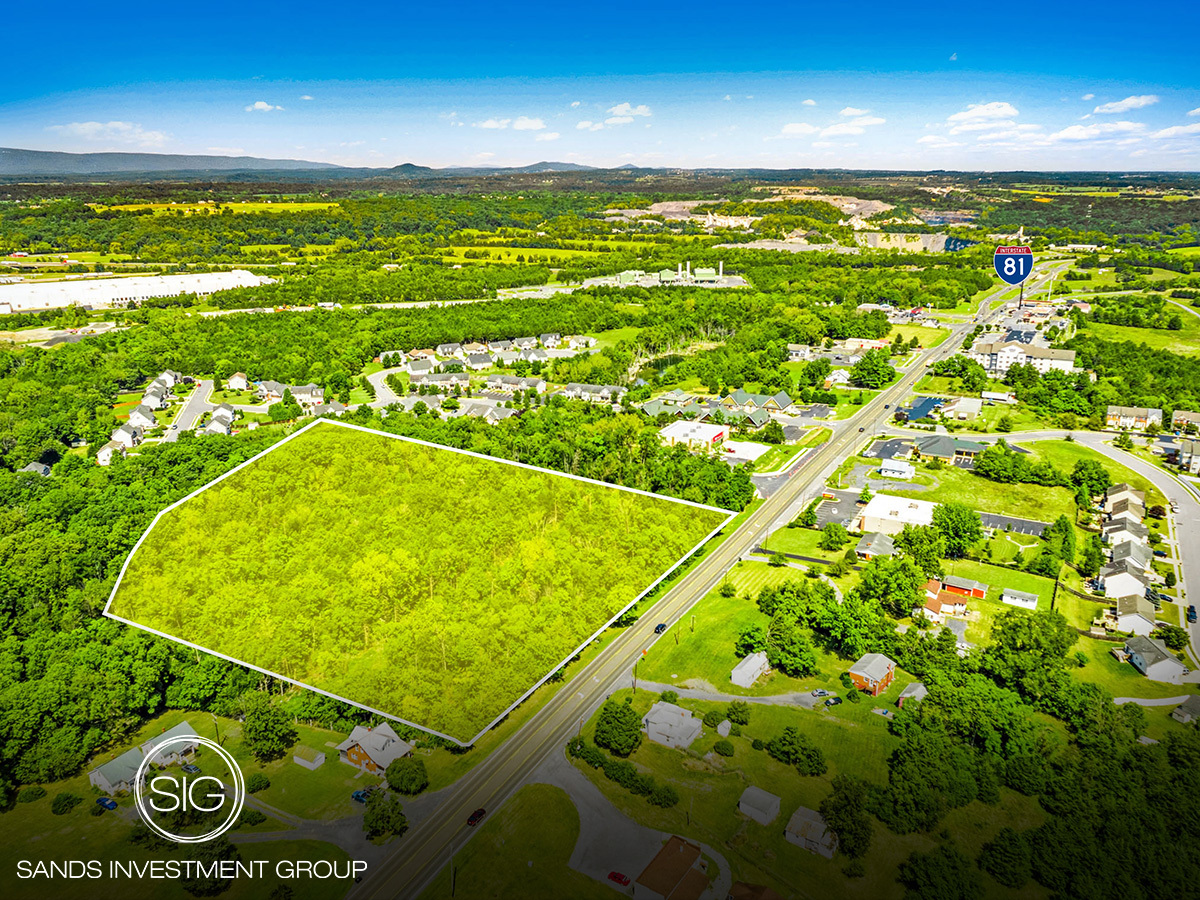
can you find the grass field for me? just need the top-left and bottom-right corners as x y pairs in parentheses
(109, 420), (731, 743)
(887, 324), (951, 348)
(884, 460), (1078, 524)
(1016, 440), (1168, 510)
(1082, 316), (1200, 356)
(419, 784), (618, 900)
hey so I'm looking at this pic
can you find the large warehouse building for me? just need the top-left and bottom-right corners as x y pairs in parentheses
(0, 270), (274, 313)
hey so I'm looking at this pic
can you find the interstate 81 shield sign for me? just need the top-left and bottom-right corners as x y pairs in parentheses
(994, 245), (1033, 285)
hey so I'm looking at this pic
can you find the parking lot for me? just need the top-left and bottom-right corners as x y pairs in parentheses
(816, 489), (863, 528)
(981, 512), (1048, 535)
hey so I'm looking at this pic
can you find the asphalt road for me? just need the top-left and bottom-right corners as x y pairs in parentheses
(161, 379), (213, 442)
(350, 281), (1012, 899)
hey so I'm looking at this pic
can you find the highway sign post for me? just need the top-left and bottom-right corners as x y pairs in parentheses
(995, 245), (1034, 306)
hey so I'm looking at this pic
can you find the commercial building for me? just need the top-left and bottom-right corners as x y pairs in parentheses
(966, 341), (1076, 375)
(0, 270), (273, 313)
(854, 494), (936, 535)
(659, 420), (728, 452)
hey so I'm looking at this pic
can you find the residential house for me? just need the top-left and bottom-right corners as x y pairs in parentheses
(89, 747), (145, 795)
(212, 403), (235, 423)
(1112, 539), (1152, 573)
(464, 353), (494, 371)
(313, 401), (347, 417)
(228, 372), (249, 391)
(918, 591), (969, 624)
(659, 420), (727, 452)
(96, 441), (125, 466)
(730, 652), (770, 689)
(407, 359), (435, 377)
(462, 342), (487, 354)
(1107, 498), (1145, 526)
(941, 575), (988, 599)
(1171, 410), (1200, 431)
(511, 336), (538, 349)
(982, 390), (1017, 405)
(494, 350), (521, 366)
(856, 532), (896, 560)
(1106, 406), (1163, 431)
(1103, 519), (1149, 546)
(435, 342), (464, 358)
(141, 388), (167, 411)
(111, 424), (143, 450)
(823, 369), (852, 389)
(1171, 695), (1200, 724)
(19, 462), (52, 476)
(1124, 635), (1187, 683)
(1105, 484), (1146, 512)
(156, 370), (183, 388)
(128, 405), (158, 429)
(256, 380), (288, 402)
(412, 372), (470, 389)
(848, 653), (896, 696)
(565, 335), (596, 350)
(1102, 559), (1148, 599)
(642, 702), (703, 749)
(518, 348), (549, 364)
(1001, 588), (1039, 611)
(635, 837), (709, 900)
(335, 723), (413, 774)
(539, 332), (562, 347)
(738, 786), (781, 826)
(787, 343), (814, 362)
(880, 459), (915, 480)
(1113, 595), (1157, 637)
(897, 682), (929, 708)
(967, 341), (1076, 375)
(204, 419), (230, 436)
(855, 494), (936, 535)
(291, 384), (325, 407)
(408, 348), (437, 360)
(785, 806), (838, 858)
(141, 722), (200, 766)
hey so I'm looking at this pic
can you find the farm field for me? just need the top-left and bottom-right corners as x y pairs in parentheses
(1082, 316), (1200, 356)
(90, 201), (340, 214)
(107, 420), (731, 743)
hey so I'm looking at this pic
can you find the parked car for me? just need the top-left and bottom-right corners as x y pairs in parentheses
(96, 797), (118, 811)
(181, 763), (201, 775)
(1153, 550), (1167, 558)
(608, 872), (631, 886)
(884, 404), (890, 409)
(825, 696), (844, 707)
(811, 689), (830, 697)
(467, 807), (487, 827)
(351, 789), (371, 803)
(654, 623), (667, 635)
(858, 427), (865, 432)
(1188, 606), (1197, 623)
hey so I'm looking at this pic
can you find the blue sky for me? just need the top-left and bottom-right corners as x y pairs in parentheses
(3, 1), (1198, 170)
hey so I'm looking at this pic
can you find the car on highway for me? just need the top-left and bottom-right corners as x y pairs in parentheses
(1153, 549), (1167, 558)
(181, 763), (201, 775)
(1189, 606), (1197, 624)
(351, 789), (372, 803)
(96, 797), (118, 811)
(858, 427), (865, 432)
(811, 689), (830, 697)
(608, 872), (631, 886)
(171, 424), (178, 430)
(467, 807), (487, 827)
(825, 696), (843, 707)
(654, 623), (667, 635)
(884, 404), (890, 409)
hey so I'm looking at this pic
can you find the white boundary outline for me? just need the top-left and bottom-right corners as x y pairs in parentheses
(104, 418), (736, 746)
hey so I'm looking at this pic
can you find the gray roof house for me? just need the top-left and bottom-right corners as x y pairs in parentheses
(512, 336), (538, 349)
(128, 405), (158, 429)
(1171, 695), (1200, 724)
(785, 806), (838, 858)
(19, 461), (52, 476)
(141, 721), (200, 766)
(855, 532), (896, 559)
(89, 747), (145, 795)
(730, 651), (771, 689)
(642, 701), (702, 749)
(408, 359), (435, 376)
(539, 333), (562, 346)
(436, 342), (463, 357)
(1124, 635), (1187, 683)
(738, 786), (781, 826)
(465, 353), (494, 371)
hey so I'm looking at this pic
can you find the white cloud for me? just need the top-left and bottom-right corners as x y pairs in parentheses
(512, 116), (546, 131)
(206, 146), (245, 155)
(811, 141), (837, 149)
(780, 122), (819, 135)
(535, 131), (560, 141)
(917, 135), (962, 148)
(605, 115), (634, 126)
(1152, 122), (1200, 138)
(1093, 95), (1158, 114)
(570, 100), (581, 108)
(576, 120), (603, 131)
(946, 101), (1019, 134)
(949, 52), (957, 61)
(48, 121), (168, 148)
(821, 115), (885, 137)
(245, 100), (283, 112)
(802, 98), (816, 106)
(1188, 107), (1200, 117)
(299, 95), (314, 101)
(1047, 120), (1145, 142)
(474, 118), (511, 129)
(1081, 93), (1095, 101)
(839, 106), (869, 116)
(607, 102), (651, 117)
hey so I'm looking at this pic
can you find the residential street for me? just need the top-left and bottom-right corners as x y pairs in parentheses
(161, 378), (213, 442)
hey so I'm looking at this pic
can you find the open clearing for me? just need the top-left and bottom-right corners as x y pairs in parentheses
(107, 420), (730, 743)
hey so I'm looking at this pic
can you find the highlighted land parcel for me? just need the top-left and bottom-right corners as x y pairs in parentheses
(106, 420), (732, 744)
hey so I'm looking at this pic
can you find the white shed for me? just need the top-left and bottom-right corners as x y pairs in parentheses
(730, 651), (770, 688)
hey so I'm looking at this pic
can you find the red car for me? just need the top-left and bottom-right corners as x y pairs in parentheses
(467, 808), (487, 827)
(608, 872), (630, 886)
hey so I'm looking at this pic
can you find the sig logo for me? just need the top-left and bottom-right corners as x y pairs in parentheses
(134, 735), (245, 844)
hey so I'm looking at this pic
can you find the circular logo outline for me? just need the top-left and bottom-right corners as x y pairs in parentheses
(134, 735), (245, 844)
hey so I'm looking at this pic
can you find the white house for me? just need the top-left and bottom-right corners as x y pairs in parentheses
(642, 701), (702, 749)
(228, 372), (250, 391)
(1124, 636), (1187, 684)
(1001, 588), (1039, 611)
(730, 652), (770, 689)
(879, 459), (915, 480)
(738, 786), (781, 826)
(96, 441), (125, 466)
(141, 721), (200, 766)
(854, 494), (936, 535)
(942, 396), (983, 420)
(111, 424), (143, 449)
(89, 747), (145, 795)
(785, 806), (838, 858)
(1114, 596), (1157, 637)
(128, 405), (158, 429)
(1102, 560), (1148, 599)
(824, 369), (852, 388)
(464, 353), (493, 371)
(291, 383), (325, 407)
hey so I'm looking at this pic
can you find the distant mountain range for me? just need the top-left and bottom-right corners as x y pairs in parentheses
(0, 148), (600, 178)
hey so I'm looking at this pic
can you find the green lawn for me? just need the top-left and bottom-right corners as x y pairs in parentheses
(1016, 441), (1168, 510)
(885, 460), (1077, 524)
(209, 388), (260, 405)
(110, 420), (730, 744)
(750, 442), (808, 473)
(1072, 635), (1195, 708)
(1083, 317), (1200, 356)
(588, 325), (642, 348)
(888, 324), (951, 349)
(419, 784), (619, 900)
(572, 687), (1046, 900)
(798, 426), (832, 448)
